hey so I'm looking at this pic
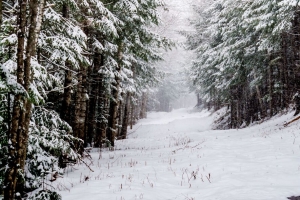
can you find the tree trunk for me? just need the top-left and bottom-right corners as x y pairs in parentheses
(86, 51), (102, 146)
(236, 86), (243, 127)
(4, 0), (45, 198)
(94, 54), (108, 147)
(4, 0), (26, 192)
(120, 93), (131, 139)
(73, 23), (90, 144)
(107, 90), (119, 147)
(196, 94), (202, 107)
(268, 61), (273, 117)
(253, 69), (265, 119)
(230, 100), (237, 129)
(230, 86), (239, 128)
(139, 92), (147, 119)
(73, 66), (88, 141)
(247, 93), (256, 124)
(60, 3), (73, 124)
(292, 9), (300, 115)
(117, 93), (125, 138)
(280, 33), (288, 109)
(107, 42), (124, 147)
(130, 98), (135, 129)
(0, 0), (2, 25)
(61, 66), (73, 124)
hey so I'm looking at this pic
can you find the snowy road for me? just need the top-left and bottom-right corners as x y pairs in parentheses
(57, 108), (300, 200)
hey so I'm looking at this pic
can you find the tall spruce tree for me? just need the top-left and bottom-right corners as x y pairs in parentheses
(186, 0), (300, 128)
(0, 0), (172, 198)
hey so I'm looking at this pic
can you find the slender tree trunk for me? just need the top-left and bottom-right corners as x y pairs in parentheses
(86, 50), (102, 146)
(139, 92), (147, 119)
(4, 0), (45, 198)
(253, 69), (265, 119)
(243, 87), (250, 125)
(247, 93), (255, 124)
(4, 1), (27, 197)
(136, 97), (142, 118)
(230, 87), (237, 128)
(280, 33), (286, 110)
(196, 94), (202, 107)
(61, 66), (73, 124)
(60, 3), (73, 124)
(107, 42), (123, 147)
(130, 99), (134, 129)
(236, 86), (243, 127)
(268, 61), (273, 117)
(117, 93), (125, 138)
(0, 0), (2, 25)
(73, 66), (88, 141)
(107, 91), (119, 147)
(278, 62), (284, 110)
(230, 100), (237, 129)
(282, 33), (289, 108)
(292, 9), (300, 115)
(120, 93), (131, 139)
(73, 74), (81, 139)
(21, 0), (45, 170)
(73, 23), (90, 144)
(95, 60), (108, 147)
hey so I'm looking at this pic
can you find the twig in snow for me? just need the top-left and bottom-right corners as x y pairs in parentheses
(284, 115), (300, 127)
(172, 140), (205, 153)
(206, 173), (211, 183)
(79, 157), (94, 172)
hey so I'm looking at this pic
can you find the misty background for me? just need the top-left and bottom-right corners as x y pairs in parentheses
(148, 0), (211, 111)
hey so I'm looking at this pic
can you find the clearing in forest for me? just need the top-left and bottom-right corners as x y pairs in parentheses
(51, 109), (300, 200)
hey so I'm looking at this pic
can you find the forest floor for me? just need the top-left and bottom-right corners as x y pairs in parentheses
(52, 108), (300, 200)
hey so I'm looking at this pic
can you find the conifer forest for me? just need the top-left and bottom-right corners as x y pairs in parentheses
(1, 0), (300, 199)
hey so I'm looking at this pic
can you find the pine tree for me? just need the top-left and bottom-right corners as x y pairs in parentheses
(100, 0), (172, 145)
(0, 0), (172, 197)
(3, 0), (46, 198)
(1, 0), (84, 198)
(186, 0), (300, 128)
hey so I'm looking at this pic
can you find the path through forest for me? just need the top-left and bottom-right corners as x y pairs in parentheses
(55, 108), (300, 200)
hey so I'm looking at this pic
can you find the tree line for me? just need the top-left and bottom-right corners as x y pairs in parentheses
(186, 0), (300, 129)
(0, 0), (171, 199)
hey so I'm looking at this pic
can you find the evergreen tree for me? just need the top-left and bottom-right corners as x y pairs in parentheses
(0, 0), (172, 198)
(186, 0), (300, 128)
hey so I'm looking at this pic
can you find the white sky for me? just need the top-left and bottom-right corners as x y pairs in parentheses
(160, 0), (210, 39)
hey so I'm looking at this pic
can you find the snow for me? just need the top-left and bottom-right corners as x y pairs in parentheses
(52, 108), (300, 200)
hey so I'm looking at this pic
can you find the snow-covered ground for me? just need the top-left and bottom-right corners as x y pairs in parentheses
(54, 108), (300, 200)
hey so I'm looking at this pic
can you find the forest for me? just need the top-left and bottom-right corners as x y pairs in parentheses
(1, 0), (300, 199)
(187, 0), (300, 129)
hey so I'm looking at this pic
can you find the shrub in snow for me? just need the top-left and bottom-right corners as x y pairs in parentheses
(0, 63), (82, 194)
(25, 107), (83, 192)
(27, 189), (62, 200)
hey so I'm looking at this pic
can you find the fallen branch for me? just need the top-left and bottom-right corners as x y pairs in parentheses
(83, 147), (93, 160)
(172, 140), (205, 153)
(284, 115), (300, 127)
(79, 157), (94, 172)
